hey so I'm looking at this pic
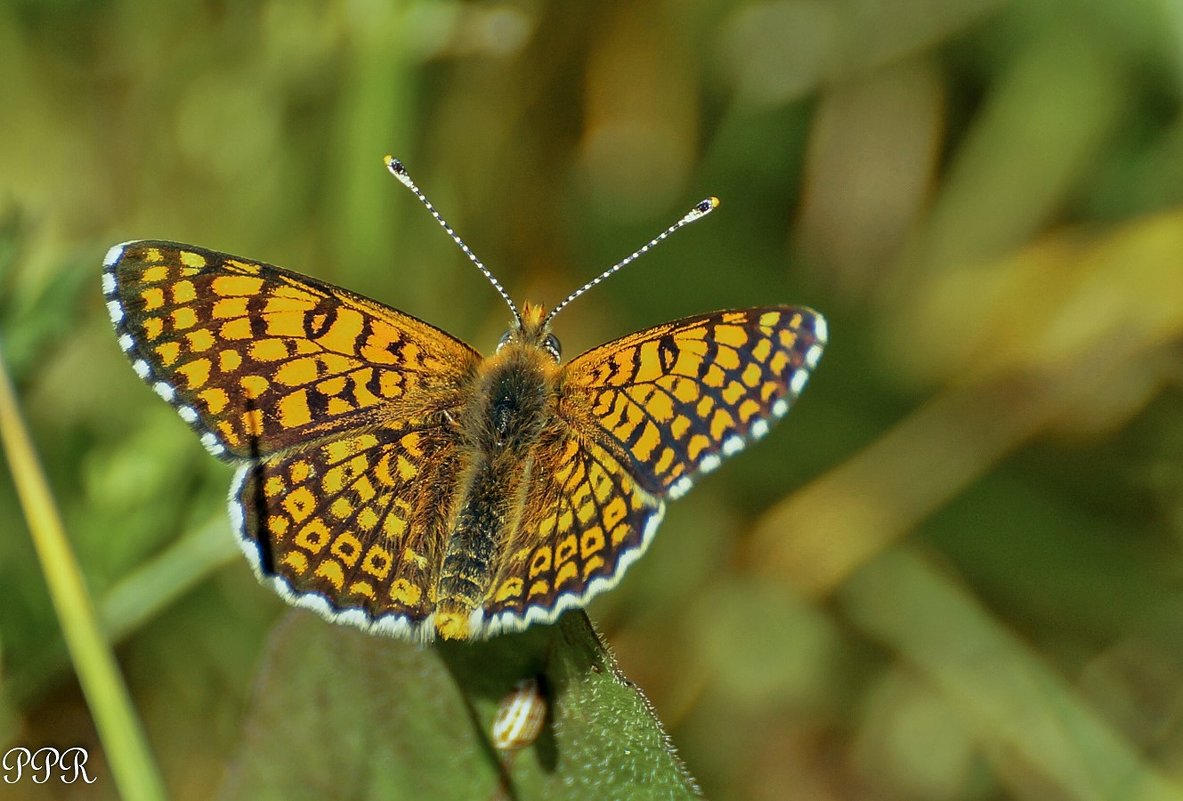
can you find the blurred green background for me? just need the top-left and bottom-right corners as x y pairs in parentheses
(3, 0), (1183, 798)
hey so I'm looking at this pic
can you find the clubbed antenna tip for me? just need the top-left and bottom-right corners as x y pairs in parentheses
(384, 156), (522, 327)
(542, 195), (721, 328)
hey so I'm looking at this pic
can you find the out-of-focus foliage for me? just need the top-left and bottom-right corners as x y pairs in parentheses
(2, 0), (1183, 799)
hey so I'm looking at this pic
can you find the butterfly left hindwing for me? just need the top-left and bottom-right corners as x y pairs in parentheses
(231, 418), (461, 640)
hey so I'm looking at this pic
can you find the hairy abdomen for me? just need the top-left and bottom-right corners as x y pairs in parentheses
(433, 347), (553, 639)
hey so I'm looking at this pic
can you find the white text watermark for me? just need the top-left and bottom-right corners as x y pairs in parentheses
(3, 747), (96, 784)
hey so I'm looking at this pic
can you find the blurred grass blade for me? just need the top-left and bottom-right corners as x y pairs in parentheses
(0, 346), (167, 801)
(10, 514), (239, 709)
(754, 207), (1183, 599)
(749, 374), (1060, 597)
(100, 514), (239, 640)
(841, 548), (1183, 801)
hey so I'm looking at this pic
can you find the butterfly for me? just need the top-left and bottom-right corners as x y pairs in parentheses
(103, 157), (826, 642)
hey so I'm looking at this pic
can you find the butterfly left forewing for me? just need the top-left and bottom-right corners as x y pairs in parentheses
(104, 240), (479, 460)
(562, 307), (826, 499)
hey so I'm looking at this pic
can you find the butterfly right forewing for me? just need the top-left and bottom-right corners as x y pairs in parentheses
(561, 307), (826, 499)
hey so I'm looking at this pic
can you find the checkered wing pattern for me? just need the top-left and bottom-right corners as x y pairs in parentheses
(562, 307), (826, 500)
(481, 430), (662, 631)
(232, 419), (460, 638)
(103, 241), (479, 460)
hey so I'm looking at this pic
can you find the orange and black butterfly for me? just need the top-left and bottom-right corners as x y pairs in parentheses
(103, 157), (826, 642)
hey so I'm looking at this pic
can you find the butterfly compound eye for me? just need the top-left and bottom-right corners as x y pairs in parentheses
(543, 333), (561, 362)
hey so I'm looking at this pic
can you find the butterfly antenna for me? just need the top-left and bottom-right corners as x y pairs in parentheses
(385, 156), (522, 327)
(542, 196), (719, 328)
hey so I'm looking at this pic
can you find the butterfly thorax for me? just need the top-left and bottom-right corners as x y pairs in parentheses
(459, 341), (557, 453)
(434, 311), (563, 639)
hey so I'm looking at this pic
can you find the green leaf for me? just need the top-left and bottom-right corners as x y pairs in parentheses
(222, 611), (701, 801)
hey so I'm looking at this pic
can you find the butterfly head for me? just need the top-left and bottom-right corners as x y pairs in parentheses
(497, 300), (562, 362)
